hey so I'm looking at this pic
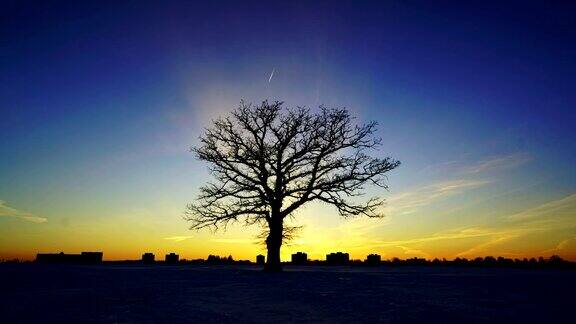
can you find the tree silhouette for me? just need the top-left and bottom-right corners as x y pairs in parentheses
(186, 100), (400, 271)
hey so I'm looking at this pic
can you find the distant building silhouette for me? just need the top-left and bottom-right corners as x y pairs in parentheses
(80, 252), (103, 263)
(256, 254), (265, 265)
(165, 253), (179, 264)
(326, 252), (350, 265)
(142, 253), (155, 264)
(291, 252), (308, 265)
(326, 252), (349, 265)
(36, 251), (103, 264)
(365, 254), (381, 266)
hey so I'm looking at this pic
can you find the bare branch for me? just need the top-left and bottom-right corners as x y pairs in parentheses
(185, 100), (400, 237)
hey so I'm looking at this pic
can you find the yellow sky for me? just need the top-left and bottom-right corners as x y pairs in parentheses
(2, 164), (575, 261)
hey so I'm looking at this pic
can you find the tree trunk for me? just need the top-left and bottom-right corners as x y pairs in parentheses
(264, 218), (283, 272)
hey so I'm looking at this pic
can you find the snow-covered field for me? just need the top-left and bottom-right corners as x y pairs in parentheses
(1, 264), (574, 322)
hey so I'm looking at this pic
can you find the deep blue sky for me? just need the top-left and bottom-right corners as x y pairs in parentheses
(1, 1), (576, 260)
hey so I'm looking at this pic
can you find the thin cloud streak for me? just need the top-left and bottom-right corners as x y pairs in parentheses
(0, 200), (47, 223)
(384, 179), (490, 215)
(507, 193), (576, 221)
(464, 153), (531, 174)
(371, 227), (501, 247)
(417, 152), (531, 176)
(454, 231), (527, 258)
(335, 152), (540, 258)
(164, 235), (194, 242)
(376, 192), (576, 259)
(543, 236), (576, 256)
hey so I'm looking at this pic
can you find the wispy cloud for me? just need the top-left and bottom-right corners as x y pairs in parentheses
(418, 152), (530, 176)
(324, 190), (576, 260)
(463, 153), (531, 174)
(384, 153), (530, 216)
(385, 179), (490, 215)
(395, 245), (432, 259)
(557, 237), (576, 251)
(164, 235), (194, 242)
(370, 227), (500, 247)
(507, 193), (576, 221)
(446, 193), (576, 258)
(454, 230), (527, 258)
(543, 236), (576, 256)
(360, 226), (541, 259)
(0, 200), (47, 223)
(435, 193), (576, 258)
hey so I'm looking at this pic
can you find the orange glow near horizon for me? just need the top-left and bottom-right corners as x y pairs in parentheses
(2, 192), (576, 262)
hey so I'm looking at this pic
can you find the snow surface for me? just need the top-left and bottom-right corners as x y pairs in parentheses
(1, 264), (574, 322)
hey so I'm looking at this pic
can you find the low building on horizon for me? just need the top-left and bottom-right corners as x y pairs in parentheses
(165, 253), (179, 264)
(256, 254), (265, 265)
(326, 252), (349, 265)
(291, 252), (308, 265)
(36, 251), (103, 264)
(142, 253), (155, 264)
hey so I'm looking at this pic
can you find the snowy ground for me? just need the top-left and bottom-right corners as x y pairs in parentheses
(1, 264), (574, 322)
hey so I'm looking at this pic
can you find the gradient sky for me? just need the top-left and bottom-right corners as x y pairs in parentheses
(2, 1), (576, 261)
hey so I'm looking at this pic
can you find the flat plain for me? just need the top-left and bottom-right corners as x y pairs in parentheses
(1, 264), (574, 323)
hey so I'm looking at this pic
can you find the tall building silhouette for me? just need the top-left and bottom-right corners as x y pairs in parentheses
(365, 254), (381, 266)
(165, 253), (179, 264)
(142, 253), (155, 263)
(291, 252), (308, 265)
(256, 254), (265, 265)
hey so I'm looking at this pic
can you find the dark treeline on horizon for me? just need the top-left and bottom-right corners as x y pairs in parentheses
(1, 253), (575, 270)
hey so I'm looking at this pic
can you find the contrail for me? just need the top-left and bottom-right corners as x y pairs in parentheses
(268, 68), (275, 83)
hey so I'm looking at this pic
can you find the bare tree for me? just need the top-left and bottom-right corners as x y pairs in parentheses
(186, 100), (400, 271)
